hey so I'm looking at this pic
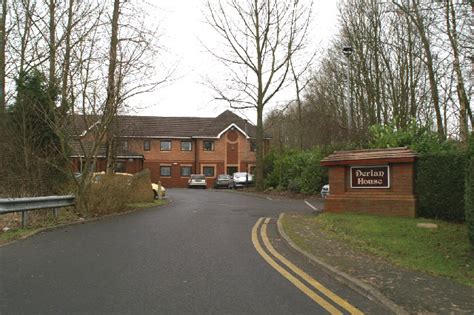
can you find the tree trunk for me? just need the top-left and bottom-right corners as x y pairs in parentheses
(412, 1), (445, 139)
(60, 0), (74, 116)
(48, 0), (56, 94)
(255, 105), (264, 191)
(0, 0), (6, 112)
(105, 0), (120, 174)
(446, 0), (469, 144)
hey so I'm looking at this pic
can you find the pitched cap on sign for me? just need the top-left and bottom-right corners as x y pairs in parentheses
(320, 147), (418, 166)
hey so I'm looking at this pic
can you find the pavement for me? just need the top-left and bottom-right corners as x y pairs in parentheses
(0, 188), (393, 314)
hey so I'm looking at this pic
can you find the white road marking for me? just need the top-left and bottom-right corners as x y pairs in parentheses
(304, 200), (319, 211)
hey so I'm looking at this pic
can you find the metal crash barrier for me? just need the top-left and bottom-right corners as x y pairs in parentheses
(0, 195), (75, 228)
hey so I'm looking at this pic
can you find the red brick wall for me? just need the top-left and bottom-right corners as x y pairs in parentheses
(325, 162), (416, 217)
(71, 157), (142, 174)
(72, 128), (267, 188)
(130, 129), (261, 188)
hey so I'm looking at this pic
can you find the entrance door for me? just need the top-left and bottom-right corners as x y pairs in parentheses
(227, 166), (238, 176)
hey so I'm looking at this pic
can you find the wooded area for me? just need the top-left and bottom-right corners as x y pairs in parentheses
(266, 0), (472, 149)
(0, 0), (167, 213)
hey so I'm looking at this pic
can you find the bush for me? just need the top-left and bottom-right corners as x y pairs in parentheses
(368, 120), (457, 153)
(416, 152), (468, 221)
(87, 170), (154, 216)
(263, 148), (328, 194)
(466, 133), (474, 247)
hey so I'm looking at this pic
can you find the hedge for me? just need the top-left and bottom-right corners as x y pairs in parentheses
(416, 152), (468, 221)
(264, 149), (328, 194)
(466, 134), (474, 247)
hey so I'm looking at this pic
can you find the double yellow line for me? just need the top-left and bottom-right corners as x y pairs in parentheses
(251, 217), (364, 315)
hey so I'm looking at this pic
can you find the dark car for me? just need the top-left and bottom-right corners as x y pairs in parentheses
(214, 174), (235, 189)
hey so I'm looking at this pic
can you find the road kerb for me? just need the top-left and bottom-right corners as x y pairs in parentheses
(277, 213), (408, 315)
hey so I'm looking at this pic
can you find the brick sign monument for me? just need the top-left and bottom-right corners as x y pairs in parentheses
(320, 147), (417, 217)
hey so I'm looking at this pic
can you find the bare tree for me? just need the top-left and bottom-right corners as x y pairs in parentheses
(445, 0), (470, 144)
(392, 0), (445, 139)
(205, 0), (313, 190)
(104, 0), (120, 174)
(0, 0), (6, 111)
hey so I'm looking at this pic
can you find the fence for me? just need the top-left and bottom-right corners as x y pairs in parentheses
(0, 195), (75, 228)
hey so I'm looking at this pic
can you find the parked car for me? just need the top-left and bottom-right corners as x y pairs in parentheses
(321, 184), (330, 198)
(233, 172), (253, 188)
(214, 174), (235, 189)
(188, 174), (207, 188)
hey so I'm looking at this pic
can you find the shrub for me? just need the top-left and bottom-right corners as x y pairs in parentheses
(368, 120), (457, 153)
(416, 152), (468, 221)
(466, 133), (474, 247)
(86, 170), (154, 216)
(263, 148), (328, 194)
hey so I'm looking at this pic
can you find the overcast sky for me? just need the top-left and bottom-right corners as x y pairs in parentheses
(131, 0), (340, 123)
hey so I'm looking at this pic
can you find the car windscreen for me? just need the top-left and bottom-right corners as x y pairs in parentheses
(191, 175), (205, 180)
(218, 175), (230, 180)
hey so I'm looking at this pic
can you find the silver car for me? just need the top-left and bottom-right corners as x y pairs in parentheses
(188, 174), (207, 189)
(233, 172), (253, 188)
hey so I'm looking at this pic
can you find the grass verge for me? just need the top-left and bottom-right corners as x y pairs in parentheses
(282, 213), (474, 287)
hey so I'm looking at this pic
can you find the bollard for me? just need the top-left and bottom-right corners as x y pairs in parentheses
(21, 210), (28, 228)
(158, 181), (163, 200)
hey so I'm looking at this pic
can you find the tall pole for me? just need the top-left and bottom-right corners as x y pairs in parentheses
(343, 46), (353, 130)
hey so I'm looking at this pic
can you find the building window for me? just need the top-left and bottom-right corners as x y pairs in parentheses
(160, 166), (171, 177)
(181, 141), (192, 151)
(250, 140), (257, 152)
(203, 166), (215, 177)
(203, 140), (214, 151)
(122, 140), (128, 150)
(181, 166), (192, 177)
(144, 140), (151, 151)
(160, 140), (171, 151)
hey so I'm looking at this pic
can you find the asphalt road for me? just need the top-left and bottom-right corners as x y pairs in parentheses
(0, 189), (389, 314)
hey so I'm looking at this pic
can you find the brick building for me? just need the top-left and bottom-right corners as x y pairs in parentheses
(71, 110), (269, 188)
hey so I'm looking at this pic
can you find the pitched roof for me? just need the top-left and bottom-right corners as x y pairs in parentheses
(73, 110), (263, 139)
(194, 110), (257, 138)
(117, 115), (214, 138)
(321, 147), (418, 166)
(70, 141), (143, 158)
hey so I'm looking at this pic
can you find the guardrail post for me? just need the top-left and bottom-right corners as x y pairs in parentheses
(53, 208), (58, 218)
(21, 210), (28, 228)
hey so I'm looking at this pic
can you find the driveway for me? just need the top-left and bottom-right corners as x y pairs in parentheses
(0, 189), (388, 314)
